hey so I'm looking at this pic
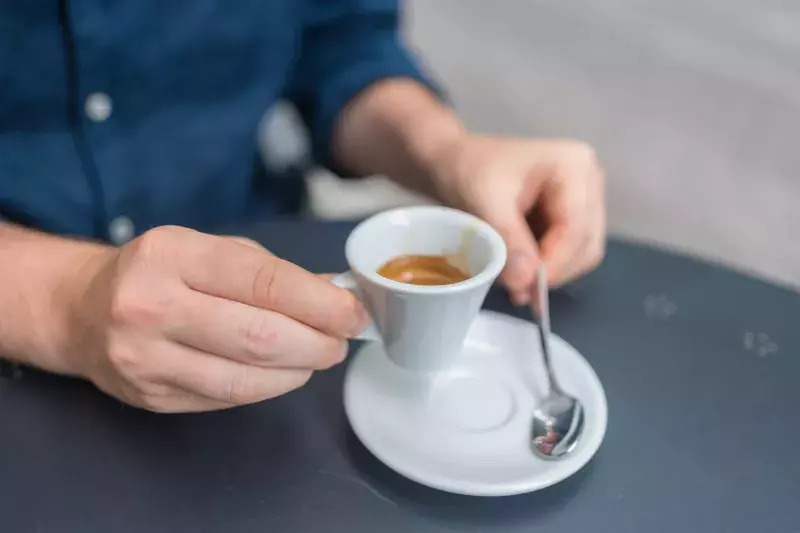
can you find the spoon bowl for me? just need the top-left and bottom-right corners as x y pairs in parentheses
(531, 393), (585, 459)
(530, 265), (586, 459)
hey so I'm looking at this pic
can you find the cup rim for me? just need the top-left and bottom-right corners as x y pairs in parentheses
(344, 206), (507, 295)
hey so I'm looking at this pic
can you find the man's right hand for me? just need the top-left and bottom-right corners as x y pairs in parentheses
(64, 226), (368, 412)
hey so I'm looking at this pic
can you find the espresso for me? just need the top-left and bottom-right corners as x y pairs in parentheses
(377, 255), (470, 286)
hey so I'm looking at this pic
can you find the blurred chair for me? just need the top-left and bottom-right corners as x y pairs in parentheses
(259, 100), (428, 220)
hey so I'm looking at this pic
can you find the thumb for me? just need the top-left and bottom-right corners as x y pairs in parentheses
(484, 211), (541, 306)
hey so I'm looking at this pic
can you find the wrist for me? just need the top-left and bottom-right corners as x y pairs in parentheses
(333, 78), (469, 199)
(404, 109), (469, 202)
(51, 243), (115, 378)
(0, 224), (114, 377)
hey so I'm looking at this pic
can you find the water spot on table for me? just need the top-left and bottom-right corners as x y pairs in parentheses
(644, 294), (677, 320)
(743, 331), (779, 358)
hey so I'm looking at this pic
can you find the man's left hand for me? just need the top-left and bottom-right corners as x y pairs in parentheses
(332, 81), (606, 305)
(433, 135), (606, 305)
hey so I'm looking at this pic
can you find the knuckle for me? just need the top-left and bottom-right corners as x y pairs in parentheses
(227, 236), (267, 251)
(316, 338), (348, 369)
(595, 165), (606, 186)
(591, 239), (607, 267)
(226, 366), (258, 405)
(128, 226), (172, 257)
(105, 341), (160, 389)
(294, 370), (313, 389)
(561, 141), (601, 179)
(569, 140), (598, 164)
(582, 238), (606, 273)
(125, 226), (188, 266)
(325, 291), (361, 335)
(285, 370), (313, 393)
(259, 369), (314, 401)
(109, 280), (166, 327)
(136, 392), (173, 413)
(251, 259), (281, 308)
(130, 379), (173, 411)
(221, 366), (313, 405)
(136, 379), (172, 399)
(586, 253), (602, 273)
(142, 225), (186, 243)
(106, 339), (143, 377)
(241, 315), (279, 361)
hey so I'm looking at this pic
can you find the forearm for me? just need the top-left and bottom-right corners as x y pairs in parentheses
(331, 78), (466, 201)
(0, 223), (108, 375)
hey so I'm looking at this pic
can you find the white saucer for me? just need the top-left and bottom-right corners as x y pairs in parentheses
(343, 310), (608, 497)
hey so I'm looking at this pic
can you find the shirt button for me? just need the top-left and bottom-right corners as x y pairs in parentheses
(109, 216), (135, 245)
(85, 92), (113, 122)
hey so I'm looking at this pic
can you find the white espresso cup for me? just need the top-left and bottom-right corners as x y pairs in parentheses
(333, 206), (507, 373)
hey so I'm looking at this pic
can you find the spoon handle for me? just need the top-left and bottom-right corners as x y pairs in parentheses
(536, 265), (562, 396)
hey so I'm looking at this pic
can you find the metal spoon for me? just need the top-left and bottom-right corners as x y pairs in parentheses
(530, 265), (585, 459)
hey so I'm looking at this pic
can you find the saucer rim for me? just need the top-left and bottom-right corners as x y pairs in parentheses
(343, 310), (609, 497)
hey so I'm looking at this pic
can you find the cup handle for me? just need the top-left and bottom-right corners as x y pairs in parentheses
(331, 272), (382, 342)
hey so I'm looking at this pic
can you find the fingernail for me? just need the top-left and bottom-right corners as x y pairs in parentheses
(349, 303), (371, 337)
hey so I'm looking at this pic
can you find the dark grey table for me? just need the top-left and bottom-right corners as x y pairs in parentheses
(1, 220), (798, 533)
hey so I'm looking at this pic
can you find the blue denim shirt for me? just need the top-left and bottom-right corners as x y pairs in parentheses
(0, 1), (430, 241)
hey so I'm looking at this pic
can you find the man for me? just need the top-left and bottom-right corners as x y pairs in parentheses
(0, 1), (605, 412)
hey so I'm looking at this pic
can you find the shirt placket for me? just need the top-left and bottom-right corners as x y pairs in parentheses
(66, 0), (135, 245)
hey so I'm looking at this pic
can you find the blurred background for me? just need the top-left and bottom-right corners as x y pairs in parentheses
(262, 0), (800, 289)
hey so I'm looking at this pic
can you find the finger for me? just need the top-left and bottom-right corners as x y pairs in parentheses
(541, 165), (606, 287)
(556, 204), (606, 284)
(558, 238), (603, 285)
(118, 385), (239, 413)
(150, 339), (313, 405)
(168, 230), (368, 338)
(221, 236), (273, 254)
(152, 395), (238, 413)
(538, 221), (589, 288)
(482, 210), (542, 306)
(528, 226), (586, 318)
(96, 348), (255, 413)
(165, 291), (348, 370)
